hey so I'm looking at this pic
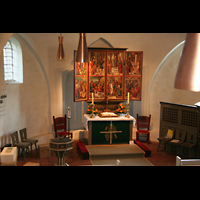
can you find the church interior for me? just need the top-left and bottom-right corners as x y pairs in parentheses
(1, 33), (200, 166)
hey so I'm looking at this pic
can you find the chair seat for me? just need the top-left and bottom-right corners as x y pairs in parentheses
(14, 141), (31, 148)
(157, 137), (172, 142)
(180, 142), (196, 148)
(56, 131), (69, 136)
(137, 130), (149, 134)
(23, 139), (38, 144)
(169, 140), (184, 146)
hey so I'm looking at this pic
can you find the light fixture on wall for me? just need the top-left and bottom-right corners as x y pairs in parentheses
(174, 33), (200, 92)
(57, 33), (65, 60)
(76, 33), (89, 63)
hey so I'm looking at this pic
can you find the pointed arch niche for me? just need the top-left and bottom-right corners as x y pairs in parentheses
(149, 41), (200, 142)
(62, 38), (114, 139)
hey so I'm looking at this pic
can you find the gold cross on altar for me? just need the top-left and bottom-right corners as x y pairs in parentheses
(100, 121), (122, 144)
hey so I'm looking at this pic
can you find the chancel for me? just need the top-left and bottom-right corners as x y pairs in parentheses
(2, 33), (200, 166)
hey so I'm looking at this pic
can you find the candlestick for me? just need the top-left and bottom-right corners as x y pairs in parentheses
(125, 103), (130, 118)
(90, 103), (95, 118)
(127, 92), (129, 104)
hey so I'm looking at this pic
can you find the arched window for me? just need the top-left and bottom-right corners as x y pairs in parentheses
(3, 37), (23, 83)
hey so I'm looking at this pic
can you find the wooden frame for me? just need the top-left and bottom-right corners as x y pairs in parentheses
(74, 48), (143, 102)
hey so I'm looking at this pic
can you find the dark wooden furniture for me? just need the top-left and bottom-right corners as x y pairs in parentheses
(136, 114), (151, 144)
(180, 131), (197, 158)
(157, 127), (175, 152)
(53, 115), (73, 139)
(11, 131), (31, 161)
(19, 128), (39, 157)
(167, 129), (186, 155)
(159, 102), (200, 158)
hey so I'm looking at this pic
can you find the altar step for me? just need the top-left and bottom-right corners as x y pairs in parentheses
(86, 144), (145, 160)
(86, 144), (153, 166)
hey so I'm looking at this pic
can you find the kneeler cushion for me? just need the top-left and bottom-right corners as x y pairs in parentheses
(77, 142), (89, 159)
(134, 140), (151, 157)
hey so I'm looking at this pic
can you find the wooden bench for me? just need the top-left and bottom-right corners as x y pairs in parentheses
(77, 142), (89, 160)
(134, 140), (151, 157)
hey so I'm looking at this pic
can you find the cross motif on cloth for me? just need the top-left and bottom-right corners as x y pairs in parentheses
(100, 121), (122, 144)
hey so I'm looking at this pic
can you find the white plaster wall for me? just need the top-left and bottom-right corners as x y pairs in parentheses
(149, 41), (200, 142)
(0, 34), (50, 147)
(0, 33), (188, 146)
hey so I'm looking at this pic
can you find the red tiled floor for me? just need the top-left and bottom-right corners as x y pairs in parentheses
(17, 140), (92, 166)
(144, 142), (176, 166)
(15, 141), (176, 166)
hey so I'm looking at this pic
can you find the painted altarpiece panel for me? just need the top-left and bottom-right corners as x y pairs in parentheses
(74, 49), (143, 102)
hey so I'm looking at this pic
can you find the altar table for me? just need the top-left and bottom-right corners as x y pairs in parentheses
(83, 114), (136, 145)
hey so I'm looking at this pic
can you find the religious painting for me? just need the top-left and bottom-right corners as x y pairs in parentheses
(125, 76), (141, 100)
(89, 76), (105, 99)
(125, 52), (142, 76)
(75, 62), (87, 75)
(125, 51), (143, 101)
(89, 51), (106, 75)
(74, 48), (143, 102)
(74, 50), (88, 102)
(107, 76), (123, 99)
(107, 52), (123, 75)
(75, 75), (87, 101)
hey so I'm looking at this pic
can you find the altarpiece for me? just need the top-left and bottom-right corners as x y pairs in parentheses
(74, 47), (143, 105)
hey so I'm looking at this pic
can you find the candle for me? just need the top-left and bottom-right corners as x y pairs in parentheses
(128, 92), (130, 103)
(68, 107), (71, 118)
(92, 93), (94, 104)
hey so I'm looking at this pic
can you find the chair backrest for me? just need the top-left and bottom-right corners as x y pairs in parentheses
(11, 131), (19, 145)
(174, 129), (186, 141)
(19, 128), (27, 141)
(136, 114), (151, 131)
(186, 132), (197, 144)
(53, 115), (67, 134)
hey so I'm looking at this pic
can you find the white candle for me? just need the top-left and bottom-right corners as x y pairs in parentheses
(92, 93), (94, 104)
(127, 92), (129, 104)
(68, 107), (71, 118)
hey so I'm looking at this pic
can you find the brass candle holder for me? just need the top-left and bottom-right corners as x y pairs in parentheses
(90, 103), (95, 118)
(125, 103), (130, 118)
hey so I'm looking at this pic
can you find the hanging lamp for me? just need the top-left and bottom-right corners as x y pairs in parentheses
(76, 33), (89, 63)
(174, 33), (200, 92)
(57, 33), (65, 60)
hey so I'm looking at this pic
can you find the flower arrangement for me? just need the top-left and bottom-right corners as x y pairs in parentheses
(86, 103), (99, 115)
(115, 103), (127, 114)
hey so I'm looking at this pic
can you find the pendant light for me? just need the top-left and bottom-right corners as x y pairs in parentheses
(174, 33), (200, 92)
(76, 33), (89, 63)
(57, 33), (65, 60)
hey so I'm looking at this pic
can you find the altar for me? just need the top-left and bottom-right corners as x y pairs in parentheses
(83, 114), (136, 145)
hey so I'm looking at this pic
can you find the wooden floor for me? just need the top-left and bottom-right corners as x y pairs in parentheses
(15, 140), (176, 166)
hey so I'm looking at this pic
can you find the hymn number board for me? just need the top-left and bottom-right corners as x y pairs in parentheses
(74, 48), (143, 102)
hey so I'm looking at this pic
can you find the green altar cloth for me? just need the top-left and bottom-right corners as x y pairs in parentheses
(83, 114), (136, 145)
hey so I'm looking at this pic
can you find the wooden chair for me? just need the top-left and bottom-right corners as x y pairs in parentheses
(136, 114), (151, 144)
(157, 127), (175, 152)
(180, 132), (197, 158)
(53, 115), (73, 139)
(19, 128), (39, 157)
(11, 131), (31, 161)
(167, 129), (186, 155)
